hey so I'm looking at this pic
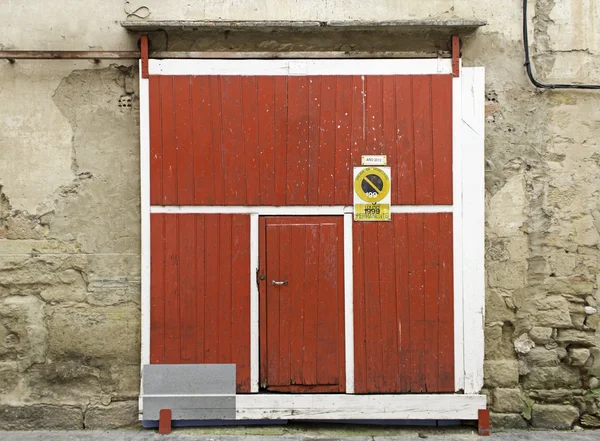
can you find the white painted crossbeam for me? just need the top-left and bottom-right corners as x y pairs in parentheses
(236, 394), (486, 420)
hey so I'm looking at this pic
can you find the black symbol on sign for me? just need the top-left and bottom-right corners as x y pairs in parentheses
(361, 174), (384, 194)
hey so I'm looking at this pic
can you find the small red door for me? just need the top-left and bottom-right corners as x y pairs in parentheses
(259, 216), (345, 393)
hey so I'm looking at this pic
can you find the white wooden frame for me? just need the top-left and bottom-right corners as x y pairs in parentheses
(139, 59), (485, 419)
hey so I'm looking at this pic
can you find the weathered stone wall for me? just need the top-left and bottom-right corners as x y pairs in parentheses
(1, 0), (599, 430)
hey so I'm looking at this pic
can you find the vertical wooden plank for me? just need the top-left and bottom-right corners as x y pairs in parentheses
(274, 77), (288, 206)
(178, 214), (196, 362)
(286, 76), (309, 205)
(221, 77), (247, 205)
(150, 214), (165, 363)
(350, 75), (365, 168)
(336, 217), (347, 392)
(149, 78), (163, 205)
(210, 77), (225, 205)
(413, 76), (434, 205)
(218, 214), (233, 363)
(290, 225), (306, 385)
(192, 77), (215, 205)
(232, 214), (251, 392)
(307, 76), (321, 205)
(257, 77), (276, 205)
(362, 222), (383, 392)
(195, 214), (206, 363)
(334, 76), (353, 205)
(160, 76), (177, 205)
(319, 77), (336, 205)
(438, 213), (455, 391)
(242, 77), (261, 205)
(352, 222), (367, 392)
(303, 224), (319, 384)
(408, 214), (426, 391)
(395, 76), (416, 204)
(424, 213), (440, 392)
(432, 75), (453, 205)
(258, 217), (268, 386)
(365, 76), (384, 155)
(164, 214), (180, 363)
(316, 223), (339, 385)
(377, 220), (400, 392)
(278, 225), (292, 386)
(174, 77), (194, 205)
(204, 215), (220, 363)
(382, 76), (397, 189)
(266, 224), (281, 386)
(394, 214), (411, 392)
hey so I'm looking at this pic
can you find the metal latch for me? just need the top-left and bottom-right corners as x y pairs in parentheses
(271, 280), (288, 286)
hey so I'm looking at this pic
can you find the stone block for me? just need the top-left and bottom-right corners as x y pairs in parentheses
(486, 290), (516, 324)
(556, 329), (600, 347)
(589, 348), (600, 377)
(0, 295), (47, 371)
(523, 347), (560, 367)
(522, 366), (582, 389)
(491, 388), (524, 413)
(488, 261), (527, 290)
(490, 412), (528, 430)
(531, 404), (579, 429)
(529, 388), (581, 403)
(0, 404), (83, 430)
(533, 296), (572, 328)
(529, 327), (553, 344)
(84, 401), (139, 429)
(581, 413), (600, 428)
(47, 304), (140, 363)
(484, 360), (519, 388)
(513, 333), (535, 354)
(569, 348), (591, 366)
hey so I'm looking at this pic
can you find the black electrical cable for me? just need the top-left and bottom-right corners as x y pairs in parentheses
(523, 0), (600, 89)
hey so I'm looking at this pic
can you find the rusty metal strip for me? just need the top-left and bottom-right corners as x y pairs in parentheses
(140, 35), (149, 78)
(0, 51), (140, 60)
(451, 35), (460, 77)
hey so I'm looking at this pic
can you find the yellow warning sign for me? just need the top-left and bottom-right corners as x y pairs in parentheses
(353, 167), (391, 221)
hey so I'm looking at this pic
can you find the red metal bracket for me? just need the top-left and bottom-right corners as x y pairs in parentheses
(451, 35), (460, 78)
(158, 408), (172, 435)
(140, 34), (149, 79)
(478, 408), (491, 436)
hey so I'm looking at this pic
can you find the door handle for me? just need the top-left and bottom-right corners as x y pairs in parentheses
(271, 280), (288, 286)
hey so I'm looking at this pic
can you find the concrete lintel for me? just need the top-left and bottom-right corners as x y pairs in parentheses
(120, 19), (487, 34)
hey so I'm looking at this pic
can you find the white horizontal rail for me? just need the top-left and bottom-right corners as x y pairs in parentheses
(150, 205), (453, 215)
(149, 59), (452, 76)
(235, 394), (485, 420)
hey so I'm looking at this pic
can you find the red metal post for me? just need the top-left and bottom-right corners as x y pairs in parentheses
(158, 409), (172, 435)
(451, 35), (460, 77)
(140, 35), (149, 79)
(478, 408), (491, 436)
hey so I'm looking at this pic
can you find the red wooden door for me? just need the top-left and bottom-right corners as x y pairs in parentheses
(259, 217), (345, 393)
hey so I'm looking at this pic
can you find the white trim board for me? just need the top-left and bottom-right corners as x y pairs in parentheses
(150, 205), (453, 215)
(139, 65), (151, 412)
(461, 67), (485, 394)
(235, 394), (486, 420)
(149, 59), (452, 76)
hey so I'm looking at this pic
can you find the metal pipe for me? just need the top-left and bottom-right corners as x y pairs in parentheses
(1, 50), (448, 61)
(0, 51), (141, 60)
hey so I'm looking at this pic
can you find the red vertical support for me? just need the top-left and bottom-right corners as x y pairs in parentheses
(158, 409), (172, 435)
(140, 35), (149, 79)
(452, 35), (460, 78)
(478, 409), (491, 436)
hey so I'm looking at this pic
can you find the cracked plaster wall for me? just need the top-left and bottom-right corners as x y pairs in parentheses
(1, 0), (600, 431)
